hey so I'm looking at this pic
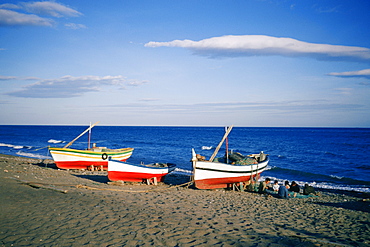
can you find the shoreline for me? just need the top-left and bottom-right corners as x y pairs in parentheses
(0, 154), (369, 246)
(5, 151), (370, 194)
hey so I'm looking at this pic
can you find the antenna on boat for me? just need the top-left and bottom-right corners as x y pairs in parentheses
(225, 126), (229, 164)
(63, 121), (100, 148)
(88, 122), (92, 150)
(209, 125), (233, 162)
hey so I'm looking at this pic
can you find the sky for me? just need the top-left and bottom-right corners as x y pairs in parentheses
(0, 0), (370, 127)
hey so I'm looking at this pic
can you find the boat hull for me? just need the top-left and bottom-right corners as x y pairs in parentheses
(108, 159), (176, 182)
(193, 157), (269, 190)
(49, 147), (134, 170)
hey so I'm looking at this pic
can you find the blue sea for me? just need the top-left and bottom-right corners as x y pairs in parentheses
(0, 125), (369, 193)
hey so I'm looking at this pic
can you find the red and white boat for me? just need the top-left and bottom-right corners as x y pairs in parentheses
(192, 126), (269, 189)
(108, 158), (176, 182)
(49, 122), (133, 170)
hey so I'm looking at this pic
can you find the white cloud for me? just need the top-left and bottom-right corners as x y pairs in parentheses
(0, 75), (17, 80)
(105, 99), (360, 111)
(0, 9), (53, 26)
(65, 23), (86, 29)
(145, 35), (370, 63)
(328, 69), (370, 79)
(0, 3), (20, 9)
(5, 75), (148, 98)
(21, 1), (82, 18)
(0, 1), (81, 27)
(139, 98), (160, 102)
(334, 88), (353, 95)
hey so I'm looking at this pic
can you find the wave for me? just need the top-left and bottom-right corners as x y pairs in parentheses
(0, 143), (16, 148)
(269, 166), (370, 184)
(0, 143), (33, 150)
(202, 146), (213, 150)
(48, 139), (65, 144)
(329, 175), (344, 180)
(173, 168), (192, 175)
(16, 151), (51, 160)
(260, 174), (370, 193)
(264, 165), (273, 171)
(356, 165), (370, 170)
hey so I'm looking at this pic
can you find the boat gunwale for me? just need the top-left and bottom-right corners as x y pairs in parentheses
(108, 159), (176, 170)
(195, 163), (267, 174)
(49, 147), (134, 155)
(195, 157), (269, 171)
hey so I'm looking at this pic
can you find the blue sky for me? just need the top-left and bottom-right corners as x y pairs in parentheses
(1, 0), (369, 127)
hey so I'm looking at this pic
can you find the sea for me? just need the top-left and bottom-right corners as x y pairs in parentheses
(0, 125), (369, 193)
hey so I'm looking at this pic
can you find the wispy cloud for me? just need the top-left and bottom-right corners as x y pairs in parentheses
(65, 23), (86, 29)
(0, 1), (82, 27)
(145, 35), (370, 63)
(0, 75), (17, 80)
(138, 98), (160, 102)
(0, 75), (41, 81)
(333, 88), (353, 95)
(5, 75), (148, 98)
(328, 69), (370, 79)
(20, 1), (82, 18)
(314, 5), (341, 14)
(102, 100), (364, 114)
(359, 81), (370, 86)
(0, 9), (53, 26)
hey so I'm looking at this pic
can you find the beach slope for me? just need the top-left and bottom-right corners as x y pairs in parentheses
(0, 154), (369, 246)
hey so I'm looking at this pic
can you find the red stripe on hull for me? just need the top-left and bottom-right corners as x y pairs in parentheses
(195, 173), (261, 190)
(55, 158), (128, 170)
(108, 171), (168, 182)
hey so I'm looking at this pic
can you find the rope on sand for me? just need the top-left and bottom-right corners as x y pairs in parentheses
(8, 176), (193, 193)
(75, 181), (193, 193)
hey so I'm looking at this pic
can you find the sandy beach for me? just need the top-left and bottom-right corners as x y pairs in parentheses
(0, 154), (369, 246)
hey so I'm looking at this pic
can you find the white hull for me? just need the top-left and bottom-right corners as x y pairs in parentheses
(192, 149), (269, 189)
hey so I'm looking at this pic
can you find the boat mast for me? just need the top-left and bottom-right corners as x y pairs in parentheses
(209, 125), (233, 162)
(63, 121), (100, 148)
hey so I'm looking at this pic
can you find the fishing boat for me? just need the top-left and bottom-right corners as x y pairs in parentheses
(49, 122), (133, 170)
(108, 158), (176, 182)
(192, 126), (269, 189)
(49, 147), (134, 170)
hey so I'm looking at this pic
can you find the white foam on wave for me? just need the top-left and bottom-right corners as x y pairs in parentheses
(16, 151), (51, 160)
(48, 139), (65, 144)
(173, 167), (192, 175)
(264, 165), (273, 171)
(260, 175), (370, 193)
(0, 143), (28, 149)
(311, 182), (370, 193)
(202, 146), (213, 150)
(0, 143), (16, 148)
